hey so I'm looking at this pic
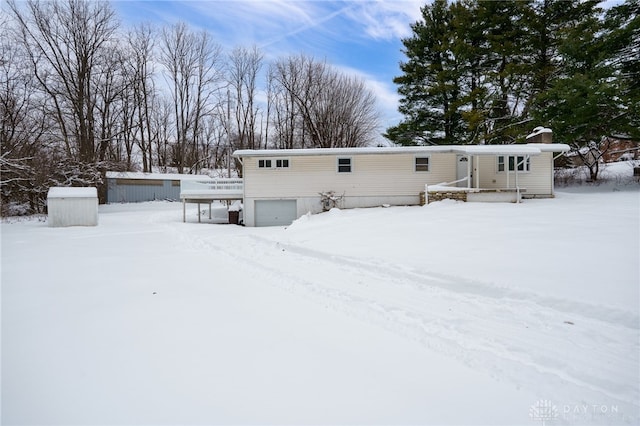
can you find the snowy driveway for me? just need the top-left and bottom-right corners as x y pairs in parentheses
(2, 189), (639, 425)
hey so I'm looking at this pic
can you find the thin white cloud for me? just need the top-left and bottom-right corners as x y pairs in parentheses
(258, 4), (354, 48)
(180, 1), (332, 44)
(344, 0), (424, 41)
(165, 1), (423, 49)
(332, 63), (401, 126)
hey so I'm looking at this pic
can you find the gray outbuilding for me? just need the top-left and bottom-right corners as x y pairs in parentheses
(105, 172), (210, 203)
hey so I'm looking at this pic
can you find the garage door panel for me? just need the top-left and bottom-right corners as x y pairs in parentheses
(255, 200), (297, 227)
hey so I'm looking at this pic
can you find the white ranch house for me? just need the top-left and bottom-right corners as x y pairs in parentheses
(232, 142), (569, 227)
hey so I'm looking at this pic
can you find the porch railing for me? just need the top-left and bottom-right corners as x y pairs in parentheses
(425, 177), (524, 204)
(180, 179), (243, 199)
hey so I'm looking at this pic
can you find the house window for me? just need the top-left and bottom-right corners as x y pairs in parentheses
(498, 155), (530, 172)
(259, 158), (289, 169)
(337, 157), (352, 173)
(415, 157), (430, 172)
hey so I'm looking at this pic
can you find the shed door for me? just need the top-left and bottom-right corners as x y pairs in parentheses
(255, 200), (297, 227)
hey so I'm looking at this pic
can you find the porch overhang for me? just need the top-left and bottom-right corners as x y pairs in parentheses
(429, 144), (570, 203)
(449, 143), (570, 157)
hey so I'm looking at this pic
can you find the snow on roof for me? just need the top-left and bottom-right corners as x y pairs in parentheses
(233, 143), (571, 158)
(234, 146), (450, 157)
(527, 143), (570, 152)
(460, 145), (542, 155)
(48, 187), (97, 198)
(105, 171), (210, 180)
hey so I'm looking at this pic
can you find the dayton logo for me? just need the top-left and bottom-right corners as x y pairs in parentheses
(529, 400), (559, 425)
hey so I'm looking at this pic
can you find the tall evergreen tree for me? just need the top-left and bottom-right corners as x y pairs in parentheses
(532, 0), (638, 180)
(388, 0), (633, 153)
(450, 0), (487, 142)
(388, 0), (535, 145)
(523, 0), (597, 113)
(385, 0), (465, 145)
(533, 2), (620, 141)
(603, 0), (639, 140)
(473, 0), (530, 144)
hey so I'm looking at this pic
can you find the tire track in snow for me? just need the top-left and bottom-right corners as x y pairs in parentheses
(164, 221), (640, 418)
(249, 235), (639, 331)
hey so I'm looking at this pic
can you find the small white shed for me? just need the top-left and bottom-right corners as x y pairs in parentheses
(47, 187), (98, 227)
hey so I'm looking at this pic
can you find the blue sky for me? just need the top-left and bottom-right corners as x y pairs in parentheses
(112, 0), (425, 132)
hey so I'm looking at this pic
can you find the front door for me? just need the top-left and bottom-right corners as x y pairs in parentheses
(456, 155), (471, 187)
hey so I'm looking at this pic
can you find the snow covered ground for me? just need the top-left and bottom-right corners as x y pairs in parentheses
(2, 165), (639, 425)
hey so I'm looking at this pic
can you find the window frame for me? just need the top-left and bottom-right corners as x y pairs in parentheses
(414, 156), (430, 172)
(258, 158), (290, 169)
(275, 158), (289, 168)
(497, 155), (530, 173)
(337, 157), (352, 173)
(258, 159), (272, 169)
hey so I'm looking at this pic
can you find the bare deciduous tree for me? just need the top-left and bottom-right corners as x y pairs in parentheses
(226, 46), (263, 151)
(151, 97), (174, 173)
(159, 22), (223, 173)
(269, 55), (379, 148)
(1, 17), (55, 213)
(126, 23), (157, 172)
(8, 0), (119, 163)
(267, 61), (303, 149)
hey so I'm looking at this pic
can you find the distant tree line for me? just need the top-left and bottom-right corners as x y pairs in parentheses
(386, 0), (639, 149)
(0, 0), (380, 214)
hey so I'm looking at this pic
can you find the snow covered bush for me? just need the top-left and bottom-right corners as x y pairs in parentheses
(319, 191), (344, 212)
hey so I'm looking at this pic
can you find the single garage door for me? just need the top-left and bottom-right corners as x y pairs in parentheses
(255, 200), (297, 227)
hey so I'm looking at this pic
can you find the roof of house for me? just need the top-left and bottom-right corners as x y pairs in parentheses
(233, 144), (570, 158)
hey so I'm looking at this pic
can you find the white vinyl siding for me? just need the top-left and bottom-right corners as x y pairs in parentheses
(243, 153), (456, 199)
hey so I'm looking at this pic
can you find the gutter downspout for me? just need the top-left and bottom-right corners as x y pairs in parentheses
(236, 156), (246, 225)
(236, 156), (245, 197)
(552, 152), (564, 197)
(515, 166), (520, 203)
